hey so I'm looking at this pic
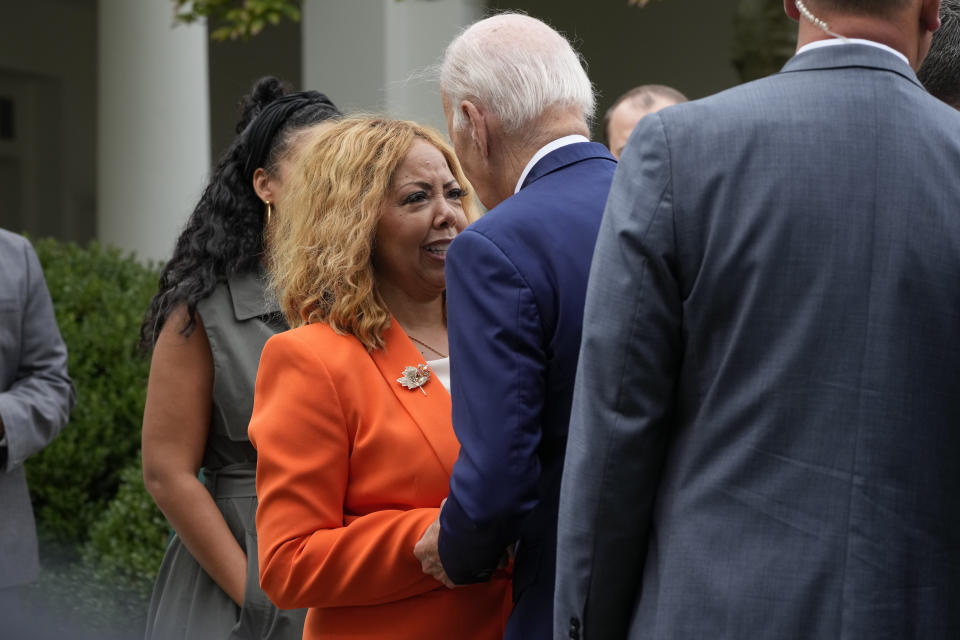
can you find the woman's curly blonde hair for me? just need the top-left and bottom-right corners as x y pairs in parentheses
(267, 116), (478, 350)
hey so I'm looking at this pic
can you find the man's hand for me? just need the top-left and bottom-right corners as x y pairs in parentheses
(414, 499), (455, 588)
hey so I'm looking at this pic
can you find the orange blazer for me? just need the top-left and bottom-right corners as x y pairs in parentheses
(249, 319), (512, 640)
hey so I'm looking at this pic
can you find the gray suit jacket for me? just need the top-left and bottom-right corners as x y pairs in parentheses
(0, 229), (75, 588)
(555, 44), (960, 639)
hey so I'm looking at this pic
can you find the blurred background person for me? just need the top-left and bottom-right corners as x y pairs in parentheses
(139, 76), (340, 640)
(0, 229), (75, 637)
(249, 117), (512, 640)
(918, 0), (960, 108)
(604, 84), (687, 159)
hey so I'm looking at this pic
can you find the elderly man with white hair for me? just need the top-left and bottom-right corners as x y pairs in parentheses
(412, 12), (616, 640)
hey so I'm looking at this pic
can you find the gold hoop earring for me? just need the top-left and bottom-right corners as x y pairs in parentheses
(265, 201), (273, 225)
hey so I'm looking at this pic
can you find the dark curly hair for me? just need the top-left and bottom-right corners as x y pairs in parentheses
(139, 76), (341, 349)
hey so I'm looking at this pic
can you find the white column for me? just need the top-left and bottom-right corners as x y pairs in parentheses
(383, 0), (483, 130)
(302, 0), (483, 133)
(97, 0), (211, 263)
(302, 0), (387, 114)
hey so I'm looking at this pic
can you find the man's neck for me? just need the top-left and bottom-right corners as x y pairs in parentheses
(491, 144), (532, 204)
(795, 11), (924, 68)
(491, 113), (590, 204)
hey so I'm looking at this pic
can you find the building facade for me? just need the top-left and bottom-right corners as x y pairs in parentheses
(0, 0), (740, 262)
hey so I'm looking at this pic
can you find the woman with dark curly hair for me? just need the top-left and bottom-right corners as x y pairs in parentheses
(140, 76), (340, 640)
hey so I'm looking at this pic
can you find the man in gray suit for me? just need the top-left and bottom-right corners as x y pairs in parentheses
(555, 1), (959, 638)
(0, 229), (75, 623)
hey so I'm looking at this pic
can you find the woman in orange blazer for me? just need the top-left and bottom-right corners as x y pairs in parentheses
(248, 117), (512, 640)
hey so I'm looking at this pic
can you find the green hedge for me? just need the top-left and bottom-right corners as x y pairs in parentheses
(21, 238), (169, 632)
(27, 239), (160, 544)
(84, 452), (170, 586)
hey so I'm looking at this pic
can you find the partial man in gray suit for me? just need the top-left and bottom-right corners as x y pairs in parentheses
(0, 229), (75, 625)
(555, 0), (959, 638)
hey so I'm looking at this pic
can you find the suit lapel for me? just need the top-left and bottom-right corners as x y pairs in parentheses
(369, 320), (457, 476)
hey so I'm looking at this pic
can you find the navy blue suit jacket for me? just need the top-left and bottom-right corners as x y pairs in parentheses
(438, 142), (616, 639)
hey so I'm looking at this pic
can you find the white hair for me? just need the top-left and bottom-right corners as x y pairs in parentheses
(440, 13), (596, 136)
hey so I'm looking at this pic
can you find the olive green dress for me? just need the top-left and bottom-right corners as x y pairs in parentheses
(144, 271), (306, 640)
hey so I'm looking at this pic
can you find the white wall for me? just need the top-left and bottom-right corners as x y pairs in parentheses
(383, 0), (484, 130)
(0, 0), (97, 242)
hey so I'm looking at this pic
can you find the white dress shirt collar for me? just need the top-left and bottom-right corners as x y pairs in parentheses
(795, 37), (909, 67)
(514, 134), (590, 194)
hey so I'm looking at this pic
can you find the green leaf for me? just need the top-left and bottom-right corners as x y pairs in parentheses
(210, 25), (233, 40)
(171, 0), (302, 39)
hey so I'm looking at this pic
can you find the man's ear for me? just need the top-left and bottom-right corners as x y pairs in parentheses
(921, 0), (942, 33)
(461, 99), (490, 159)
(252, 168), (275, 205)
(784, 0), (801, 21)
